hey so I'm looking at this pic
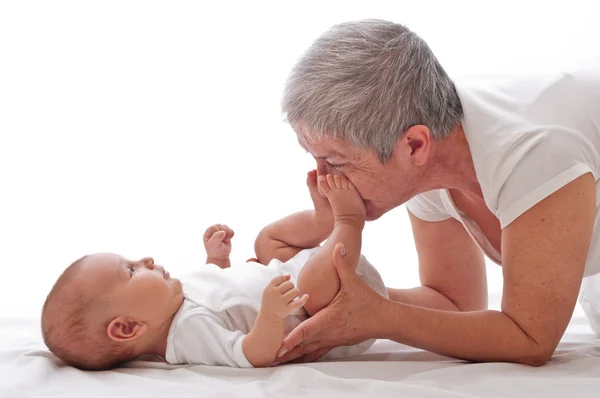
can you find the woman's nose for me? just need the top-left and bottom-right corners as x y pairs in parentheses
(316, 160), (330, 175)
(316, 161), (340, 177)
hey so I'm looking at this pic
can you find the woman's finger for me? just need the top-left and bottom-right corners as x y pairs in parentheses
(275, 342), (329, 364)
(332, 243), (357, 283)
(292, 346), (332, 363)
(278, 310), (328, 358)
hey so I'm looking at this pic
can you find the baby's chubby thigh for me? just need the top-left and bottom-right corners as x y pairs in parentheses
(281, 253), (389, 358)
(354, 254), (388, 300)
(322, 254), (388, 359)
(264, 248), (313, 284)
(289, 249), (387, 303)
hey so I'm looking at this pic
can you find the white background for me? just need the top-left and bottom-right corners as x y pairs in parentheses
(1, 0), (599, 318)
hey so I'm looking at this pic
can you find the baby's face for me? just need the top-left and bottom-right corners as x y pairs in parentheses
(79, 254), (184, 326)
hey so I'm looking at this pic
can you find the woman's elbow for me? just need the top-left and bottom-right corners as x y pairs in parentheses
(516, 343), (556, 367)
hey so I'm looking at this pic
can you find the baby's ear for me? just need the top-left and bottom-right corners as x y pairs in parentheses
(107, 317), (148, 342)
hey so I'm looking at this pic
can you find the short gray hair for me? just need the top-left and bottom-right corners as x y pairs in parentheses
(282, 19), (463, 163)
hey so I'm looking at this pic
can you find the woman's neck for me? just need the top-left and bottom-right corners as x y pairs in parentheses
(428, 125), (483, 198)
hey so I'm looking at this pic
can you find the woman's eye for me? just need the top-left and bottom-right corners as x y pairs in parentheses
(326, 162), (343, 169)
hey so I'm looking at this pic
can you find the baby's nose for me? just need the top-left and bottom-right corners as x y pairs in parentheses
(141, 257), (155, 269)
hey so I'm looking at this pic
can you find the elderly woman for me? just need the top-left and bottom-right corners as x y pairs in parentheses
(275, 19), (600, 366)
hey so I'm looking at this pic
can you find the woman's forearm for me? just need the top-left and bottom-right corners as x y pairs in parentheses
(387, 286), (463, 311)
(377, 300), (552, 366)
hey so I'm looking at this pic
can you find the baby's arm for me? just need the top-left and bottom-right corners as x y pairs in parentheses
(242, 275), (308, 367)
(204, 224), (234, 269)
(254, 171), (334, 265)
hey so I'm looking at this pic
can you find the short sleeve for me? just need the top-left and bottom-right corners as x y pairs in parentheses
(168, 309), (253, 368)
(494, 127), (598, 228)
(405, 190), (452, 222)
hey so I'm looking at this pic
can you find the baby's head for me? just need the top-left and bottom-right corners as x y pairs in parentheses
(41, 253), (184, 370)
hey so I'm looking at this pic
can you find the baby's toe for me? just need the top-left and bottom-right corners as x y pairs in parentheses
(318, 175), (331, 194)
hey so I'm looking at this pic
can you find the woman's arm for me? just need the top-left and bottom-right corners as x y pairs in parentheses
(276, 174), (596, 365)
(386, 212), (488, 312)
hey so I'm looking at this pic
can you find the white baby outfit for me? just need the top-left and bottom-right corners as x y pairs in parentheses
(405, 62), (600, 333)
(165, 247), (388, 367)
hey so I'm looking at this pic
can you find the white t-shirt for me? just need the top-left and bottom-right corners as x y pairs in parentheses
(164, 248), (388, 367)
(406, 63), (600, 278)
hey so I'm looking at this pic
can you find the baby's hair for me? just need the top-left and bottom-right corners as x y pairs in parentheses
(41, 256), (136, 370)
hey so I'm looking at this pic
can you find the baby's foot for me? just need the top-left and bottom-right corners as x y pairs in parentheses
(318, 174), (366, 228)
(307, 170), (334, 226)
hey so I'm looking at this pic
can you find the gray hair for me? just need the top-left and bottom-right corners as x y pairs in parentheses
(282, 19), (463, 163)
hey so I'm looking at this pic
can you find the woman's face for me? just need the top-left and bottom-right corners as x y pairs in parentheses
(298, 132), (421, 221)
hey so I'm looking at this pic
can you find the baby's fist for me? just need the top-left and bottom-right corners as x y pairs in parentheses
(203, 224), (234, 259)
(261, 275), (309, 320)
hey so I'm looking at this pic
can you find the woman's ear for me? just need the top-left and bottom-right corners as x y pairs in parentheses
(106, 317), (148, 342)
(404, 125), (431, 166)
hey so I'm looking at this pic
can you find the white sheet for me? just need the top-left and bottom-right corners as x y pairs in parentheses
(1, 314), (599, 398)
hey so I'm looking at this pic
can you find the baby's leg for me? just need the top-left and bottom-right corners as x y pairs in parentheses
(252, 171), (334, 266)
(297, 174), (366, 316)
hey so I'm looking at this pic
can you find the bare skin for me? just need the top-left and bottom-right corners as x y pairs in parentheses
(275, 125), (596, 366)
(252, 170), (368, 315)
(202, 171), (368, 367)
(242, 274), (308, 367)
(253, 170), (334, 266)
(204, 223), (235, 269)
(203, 223), (309, 368)
(297, 173), (365, 316)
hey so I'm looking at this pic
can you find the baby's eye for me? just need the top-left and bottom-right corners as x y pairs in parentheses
(129, 266), (135, 276)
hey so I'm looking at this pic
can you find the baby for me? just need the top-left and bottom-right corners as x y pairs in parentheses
(41, 172), (388, 369)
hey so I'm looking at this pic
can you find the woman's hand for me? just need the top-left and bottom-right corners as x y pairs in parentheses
(274, 243), (387, 364)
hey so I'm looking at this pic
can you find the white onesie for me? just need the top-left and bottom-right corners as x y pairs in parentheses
(164, 247), (388, 367)
(405, 62), (600, 333)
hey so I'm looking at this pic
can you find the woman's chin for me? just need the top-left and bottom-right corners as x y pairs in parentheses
(364, 202), (385, 221)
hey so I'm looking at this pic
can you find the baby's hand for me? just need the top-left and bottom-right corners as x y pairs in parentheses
(204, 224), (234, 261)
(261, 275), (309, 320)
